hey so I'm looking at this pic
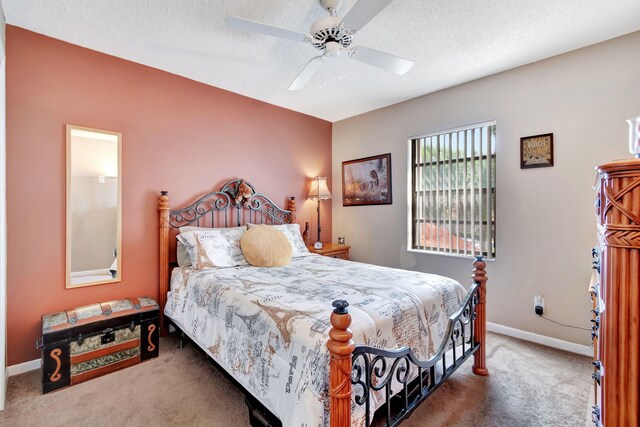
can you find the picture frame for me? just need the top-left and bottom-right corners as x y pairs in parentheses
(520, 133), (554, 169)
(342, 153), (392, 206)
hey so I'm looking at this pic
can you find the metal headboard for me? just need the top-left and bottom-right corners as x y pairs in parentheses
(167, 179), (295, 229)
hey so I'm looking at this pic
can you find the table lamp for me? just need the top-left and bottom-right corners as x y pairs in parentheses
(307, 176), (331, 249)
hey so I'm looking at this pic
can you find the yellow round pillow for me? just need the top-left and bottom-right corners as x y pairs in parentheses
(240, 224), (292, 267)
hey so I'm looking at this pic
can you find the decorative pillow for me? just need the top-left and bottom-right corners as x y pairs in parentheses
(176, 228), (248, 269)
(176, 226), (247, 267)
(240, 225), (292, 267)
(247, 223), (311, 257)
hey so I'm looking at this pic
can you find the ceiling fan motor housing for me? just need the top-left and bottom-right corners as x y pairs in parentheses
(310, 16), (352, 51)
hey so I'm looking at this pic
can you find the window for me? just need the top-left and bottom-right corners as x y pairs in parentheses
(409, 121), (496, 258)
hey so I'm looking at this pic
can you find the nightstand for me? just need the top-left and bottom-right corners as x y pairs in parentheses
(308, 244), (350, 260)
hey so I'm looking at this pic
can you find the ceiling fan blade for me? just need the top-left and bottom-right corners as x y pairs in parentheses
(288, 56), (326, 91)
(350, 46), (413, 75)
(225, 16), (309, 43)
(341, 0), (394, 33)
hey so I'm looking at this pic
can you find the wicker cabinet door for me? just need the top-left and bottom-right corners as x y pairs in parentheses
(596, 159), (640, 426)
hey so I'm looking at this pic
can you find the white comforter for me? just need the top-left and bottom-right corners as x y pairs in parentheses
(165, 254), (466, 426)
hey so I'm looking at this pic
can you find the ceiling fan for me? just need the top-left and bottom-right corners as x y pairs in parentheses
(225, 0), (414, 90)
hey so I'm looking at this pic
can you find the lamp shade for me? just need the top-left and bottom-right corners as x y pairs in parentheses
(307, 176), (332, 200)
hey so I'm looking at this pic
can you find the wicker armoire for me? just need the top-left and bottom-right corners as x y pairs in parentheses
(592, 158), (640, 426)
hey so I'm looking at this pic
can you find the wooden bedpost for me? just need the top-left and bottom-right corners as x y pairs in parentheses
(328, 300), (355, 427)
(158, 191), (170, 336)
(472, 256), (489, 376)
(288, 196), (297, 223)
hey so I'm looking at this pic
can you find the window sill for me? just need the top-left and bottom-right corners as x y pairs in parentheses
(406, 248), (496, 261)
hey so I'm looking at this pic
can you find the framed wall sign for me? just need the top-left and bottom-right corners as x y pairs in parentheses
(520, 133), (554, 169)
(342, 153), (392, 206)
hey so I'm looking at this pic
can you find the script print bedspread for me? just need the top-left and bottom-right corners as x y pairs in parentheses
(165, 255), (466, 426)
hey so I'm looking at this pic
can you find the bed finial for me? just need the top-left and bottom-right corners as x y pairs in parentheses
(328, 299), (354, 427)
(158, 191), (171, 335)
(332, 300), (349, 315)
(288, 196), (297, 223)
(472, 256), (489, 376)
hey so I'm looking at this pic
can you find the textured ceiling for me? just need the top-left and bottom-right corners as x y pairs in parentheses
(4, 0), (640, 122)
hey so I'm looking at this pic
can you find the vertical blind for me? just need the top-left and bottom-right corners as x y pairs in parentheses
(410, 121), (496, 258)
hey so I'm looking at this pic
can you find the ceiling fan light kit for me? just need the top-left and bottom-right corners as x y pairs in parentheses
(226, 0), (414, 91)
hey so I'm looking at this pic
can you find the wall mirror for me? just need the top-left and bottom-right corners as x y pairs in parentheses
(66, 125), (122, 288)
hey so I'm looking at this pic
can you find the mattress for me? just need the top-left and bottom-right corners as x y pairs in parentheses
(165, 254), (466, 426)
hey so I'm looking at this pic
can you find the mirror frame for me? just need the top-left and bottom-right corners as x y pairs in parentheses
(65, 124), (123, 289)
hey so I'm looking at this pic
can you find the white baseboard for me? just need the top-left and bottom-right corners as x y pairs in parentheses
(487, 322), (592, 357)
(1, 368), (6, 411)
(7, 358), (41, 377)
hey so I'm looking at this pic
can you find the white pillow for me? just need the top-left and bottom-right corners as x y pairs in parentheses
(176, 226), (246, 267)
(177, 228), (248, 269)
(247, 223), (311, 258)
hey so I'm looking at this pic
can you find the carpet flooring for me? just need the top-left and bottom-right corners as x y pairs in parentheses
(1, 332), (592, 427)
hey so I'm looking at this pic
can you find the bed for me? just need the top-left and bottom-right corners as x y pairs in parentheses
(158, 179), (488, 427)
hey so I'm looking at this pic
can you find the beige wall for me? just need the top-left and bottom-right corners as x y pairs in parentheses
(332, 31), (640, 346)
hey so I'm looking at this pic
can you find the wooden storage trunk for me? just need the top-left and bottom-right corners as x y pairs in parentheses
(39, 296), (159, 394)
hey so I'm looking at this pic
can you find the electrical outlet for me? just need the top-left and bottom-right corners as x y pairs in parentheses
(534, 295), (545, 316)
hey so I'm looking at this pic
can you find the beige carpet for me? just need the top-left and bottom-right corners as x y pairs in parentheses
(1, 332), (592, 427)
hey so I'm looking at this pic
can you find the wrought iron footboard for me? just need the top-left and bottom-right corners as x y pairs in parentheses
(327, 257), (488, 427)
(348, 282), (481, 427)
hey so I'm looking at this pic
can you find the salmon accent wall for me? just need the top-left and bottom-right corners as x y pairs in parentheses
(6, 26), (332, 365)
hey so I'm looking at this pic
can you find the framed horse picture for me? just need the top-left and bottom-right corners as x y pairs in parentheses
(342, 153), (392, 206)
